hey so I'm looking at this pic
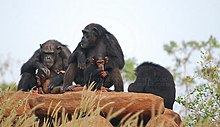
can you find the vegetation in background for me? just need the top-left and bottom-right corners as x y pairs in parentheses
(0, 54), (11, 81)
(164, 36), (220, 126)
(0, 83), (17, 91)
(0, 53), (18, 91)
(164, 36), (220, 92)
(121, 57), (138, 84)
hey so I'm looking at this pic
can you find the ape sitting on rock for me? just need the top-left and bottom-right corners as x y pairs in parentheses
(63, 23), (124, 92)
(128, 62), (176, 110)
(83, 54), (110, 91)
(17, 40), (71, 93)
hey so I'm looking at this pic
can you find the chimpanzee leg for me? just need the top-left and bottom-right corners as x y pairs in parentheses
(103, 78), (113, 89)
(17, 72), (37, 91)
(48, 74), (64, 90)
(128, 83), (145, 93)
(109, 68), (124, 92)
(62, 63), (77, 91)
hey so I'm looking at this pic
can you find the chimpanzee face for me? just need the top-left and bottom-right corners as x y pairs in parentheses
(80, 24), (100, 48)
(90, 55), (109, 70)
(41, 52), (56, 68)
(96, 58), (105, 69)
(40, 42), (61, 68)
(96, 59), (105, 66)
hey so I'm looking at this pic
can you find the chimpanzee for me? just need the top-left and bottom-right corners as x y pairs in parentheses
(83, 54), (110, 90)
(128, 62), (176, 110)
(17, 40), (71, 93)
(62, 23), (124, 92)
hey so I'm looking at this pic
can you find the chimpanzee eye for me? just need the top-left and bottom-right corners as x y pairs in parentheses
(96, 60), (105, 64)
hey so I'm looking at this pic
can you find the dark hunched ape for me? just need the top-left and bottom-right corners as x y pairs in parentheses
(63, 23), (124, 92)
(17, 40), (71, 93)
(128, 62), (176, 110)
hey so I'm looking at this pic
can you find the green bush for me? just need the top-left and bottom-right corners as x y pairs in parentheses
(0, 83), (17, 91)
(176, 51), (220, 127)
(164, 36), (220, 127)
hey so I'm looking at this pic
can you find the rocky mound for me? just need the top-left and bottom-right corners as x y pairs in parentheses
(1, 89), (184, 127)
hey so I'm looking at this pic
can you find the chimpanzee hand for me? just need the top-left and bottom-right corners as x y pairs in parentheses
(48, 74), (64, 90)
(39, 65), (50, 78)
(100, 70), (108, 78)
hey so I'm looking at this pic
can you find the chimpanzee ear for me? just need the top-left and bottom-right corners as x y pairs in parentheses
(90, 57), (94, 64)
(39, 44), (43, 53)
(92, 27), (100, 37)
(57, 46), (62, 54)
(82, 29), (89, 34)
(40, 44), (43, 49)
(105, 56), (109, 63)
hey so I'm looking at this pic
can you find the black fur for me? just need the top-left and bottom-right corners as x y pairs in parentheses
(83, 55), (110, 91)
(63, 23), (124, 92)
(17, 40), (71, 91)
(128, 62), (176, 110)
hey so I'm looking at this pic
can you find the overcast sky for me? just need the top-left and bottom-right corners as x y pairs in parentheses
(0, 0), (220, 84)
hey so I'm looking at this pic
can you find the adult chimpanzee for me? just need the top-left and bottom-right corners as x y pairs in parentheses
(17, 40), (71, 93)
(83, 54), (110, 91)
(128, 62), (176, 110)
(62, 23), (124, 92)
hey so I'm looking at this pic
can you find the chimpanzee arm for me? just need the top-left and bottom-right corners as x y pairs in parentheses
(20, 49), (46, 74)
(68, 43), (87, 69)
(83, 64), (102, 84)
(60, 46), (71, 70)
(48, 74), (64, 90)
(105, 34), (125, 70)
(100, 70), (109, 78)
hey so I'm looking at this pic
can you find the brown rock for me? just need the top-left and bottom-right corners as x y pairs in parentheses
(163, 108), (184, 127)
(1, 91), (36, 117)
(99, 92), (165, 119)
(28, 91), (165, 122)
(146, 115), (179, 127)
(81, 115), (113, 127)
(63, 115), (113, 127)
(65, 85), (110, 92)
(146, 109), (184, 127)
(1, 91), (166, 125)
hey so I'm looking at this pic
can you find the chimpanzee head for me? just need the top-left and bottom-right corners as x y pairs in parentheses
(80, 23), (107, 48)
(90, 54), (109, 70)
(40, 40), (61, 68)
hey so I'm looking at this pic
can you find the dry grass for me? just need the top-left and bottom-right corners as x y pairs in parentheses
(0, 84), (142, 127)
(2, 84), (216, 127)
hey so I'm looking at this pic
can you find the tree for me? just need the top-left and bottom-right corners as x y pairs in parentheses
(164, 36), (220, 126)
(121, 57), (138, 84)
(164, 36), (220, 89)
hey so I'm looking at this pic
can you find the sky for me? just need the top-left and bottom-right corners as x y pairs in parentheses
(1, 0), (220, 83)
(0, 0), (220, 83)
(0, 0), (220, 113)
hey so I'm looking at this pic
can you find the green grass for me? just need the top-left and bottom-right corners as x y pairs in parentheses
(0, 82), (17, 91)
